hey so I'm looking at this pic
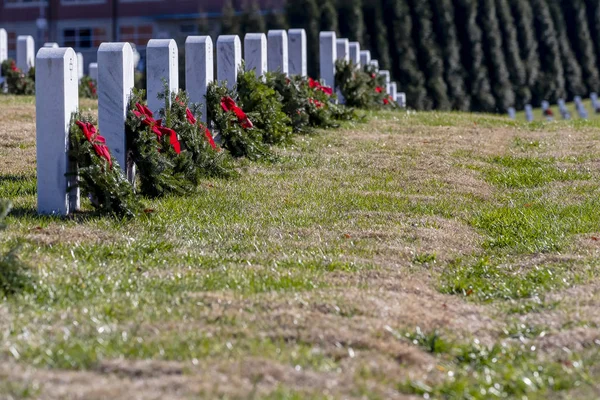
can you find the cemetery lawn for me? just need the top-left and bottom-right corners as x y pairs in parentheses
(2, 95), (600, 399)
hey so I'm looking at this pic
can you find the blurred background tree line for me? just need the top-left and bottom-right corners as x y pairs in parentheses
(212, 0), (600, 112)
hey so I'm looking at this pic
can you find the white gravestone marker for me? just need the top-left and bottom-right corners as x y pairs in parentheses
(349, 42), (360, 67)
(288, 29), (307, 77)
(35, 47), (80, 215)
(336, 38), (349, 62)
(77, 52), (84, 81)
(98, 42), (135, 175)
(574, 96), (588, 119)
(396, 92), (406, 108)
(389, 82), (397, 104)
(319, 31), (337, 88)
(507, 107), (516, 119)
(43, 42), (59, 48)
(88, 62), (98, 81)
(541, 100), (553, 121)
(185, 36), (213, 123)
(591, 92), (599, 112)
(557, 99), (571, 120)
(146, 39), (179, 115)
(379, 70), (391, 93)
(267, 30), (288, 75)
(244, 33), (267, 77)
(370, 59), (379, 70)
(17, 35), (35, 73)
(360, 50), (371, 68)
(525, 104), (534, 122)
(217, 35), (242, 92)
(0, 29), (7, 66)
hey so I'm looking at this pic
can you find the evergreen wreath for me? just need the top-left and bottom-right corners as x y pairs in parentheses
(1, 59), (35, 95)
(335, 60), (397, 110)
(236, 69), (292, 145)
(206, 82), (271, 160)
(79, 75), (98, 99)
(68, 113), (142, 218)
(126, 88), (234, 198)
(265, 72), (343, 133)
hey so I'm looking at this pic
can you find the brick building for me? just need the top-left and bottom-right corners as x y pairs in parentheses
(0, 0), (283, 69)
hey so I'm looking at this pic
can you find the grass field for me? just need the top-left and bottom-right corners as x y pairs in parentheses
(1, 95), (600, 399)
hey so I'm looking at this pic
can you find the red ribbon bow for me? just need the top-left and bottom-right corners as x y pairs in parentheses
(308, 77), (333, 96)
(75, 120), (112, 168)
(185, 107), (217, 150)
(375, 87), (384, 94)
(10, 61), (18, 72)
(132, 103), (181, 154)
(309, 98), (324, 109)
(220, 97), (253, 129)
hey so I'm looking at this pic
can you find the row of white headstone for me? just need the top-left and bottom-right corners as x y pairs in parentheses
(0, 30), (85, 81)
(34, 29), (407, 216)
(508, 93), (599, 122)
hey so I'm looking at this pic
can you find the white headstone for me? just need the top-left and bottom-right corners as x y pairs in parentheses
(35, 47), (79, 216)
(370, 60), (379, 70)
(379, 70), (391, 93)
(349, 42), (360, 66)
(557, 99), (571, 120)
(360, 50), (371, 67)
(591, 92), (599, 111)
(88, 62), (98, 81)
(267, 30), (288, 75)
(43, 42), (59, 48)
(98, 42), (135, 174)
(288, 29), (307, 77)
(244, 33), (267, 77)
(389, 82), (397, 104)
(146, 39), (179, 115)
(507, 107), (516, 120)
(319, 31), (337, 88)
(76, 52), (84, 81)
(525, 104), (534, 122)
(217, 35), (242, 92)
(0, 29), (7, 66)
(336, 38), (349, 62)
(17, 35), (35, 73)
(396, 92), (406, 108)
(185, 36), (213, 123)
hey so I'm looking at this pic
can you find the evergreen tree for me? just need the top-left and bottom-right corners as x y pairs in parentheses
(531, 0), (565, 102)
(221, 0), (240, 35)
(320, 0), (338, 33)
(383, 0), (428, 109)
(586, 0), (600, 75)
(453, 0), (495, 111)
(509, 0), (540, 106)
(563, 0), (600, 94)
(338, 0), (366, 44)
(362, 2), (392, 70)
(548, 0), (584, 98)
(431, 0), (471, 110)
(286, 0), (320, 77)
(265, 9), (289, 31)
(478, 0), (514, 111)
(496, 0), (529, 109)
(408, 0), (450, 110)
(241, 1), (266, 34)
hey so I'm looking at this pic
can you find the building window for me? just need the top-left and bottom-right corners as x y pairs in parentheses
(4, 0), (47, 7)
(62, 27), (105, 49)
(61, 0), (105, 4)
(119, 25), (153, 46)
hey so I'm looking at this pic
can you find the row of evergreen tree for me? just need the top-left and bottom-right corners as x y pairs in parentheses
(214, 0), (600, 113)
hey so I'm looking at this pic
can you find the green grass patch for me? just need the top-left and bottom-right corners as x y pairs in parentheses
(483, 155), (590, 189)
(438, 257), (575, 302)
(395, 329), (595, 399)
